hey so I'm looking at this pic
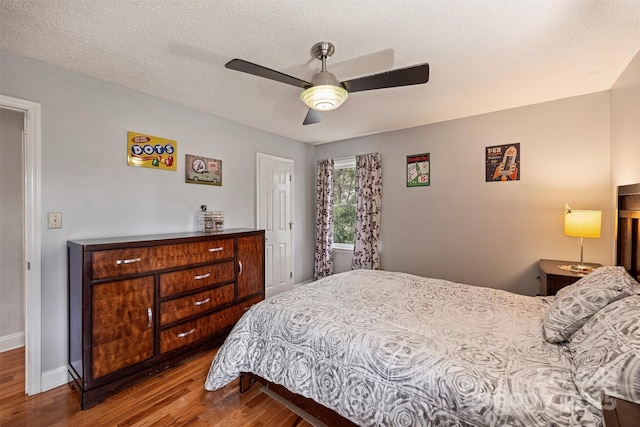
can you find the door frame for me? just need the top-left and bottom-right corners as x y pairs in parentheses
(0, 94), (42, 395)
(255, 152), (294, 289)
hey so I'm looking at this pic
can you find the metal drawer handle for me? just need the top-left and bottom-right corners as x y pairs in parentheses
(147, 307), (153, 328)
(238, 260), (243, 276)
(117, 257), (141, 265)
(194, 273), (210, 280)
(176, 328), (195, 338)
(194, 297), (211, 306)
(208, 247), (224, 252)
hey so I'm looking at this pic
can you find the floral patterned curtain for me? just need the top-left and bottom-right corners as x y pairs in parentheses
(314, 159), (334, 280)
(352, 153), (382, 270)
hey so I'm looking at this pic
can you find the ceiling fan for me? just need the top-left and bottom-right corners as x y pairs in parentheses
(225, 42), (430, 125)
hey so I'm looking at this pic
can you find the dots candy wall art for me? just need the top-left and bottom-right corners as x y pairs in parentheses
(127, 131), (177, 171)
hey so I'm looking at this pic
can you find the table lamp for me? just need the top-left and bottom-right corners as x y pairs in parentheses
(564, 204), (601, 273)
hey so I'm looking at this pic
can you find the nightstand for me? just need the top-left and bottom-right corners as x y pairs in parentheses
(602, 396), (640, 427)
(538, 259), (602, 296)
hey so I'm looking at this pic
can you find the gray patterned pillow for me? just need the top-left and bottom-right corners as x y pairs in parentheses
(568, 295), (640, 408)
(543, 266), (636, 343)
(555, 266), (636, 299)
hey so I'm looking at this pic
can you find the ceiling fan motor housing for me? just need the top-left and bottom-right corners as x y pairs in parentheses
(301, 69), (349, 111)
(300, 42), (348, 111)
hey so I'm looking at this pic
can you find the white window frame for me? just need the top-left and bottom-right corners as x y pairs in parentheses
(332, 157), (356, 251)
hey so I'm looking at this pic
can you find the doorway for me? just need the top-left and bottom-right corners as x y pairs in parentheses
(256, 153), (294, 298)
(1, 108), (25, 352)
(0, 95), (42, 395)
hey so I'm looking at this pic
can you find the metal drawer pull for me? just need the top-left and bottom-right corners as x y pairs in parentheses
(194, 297), (211, 306)
(176, 328), (195, 338)
(194, 273), (210, 280)
(238, 260), (243, 276)
(147, 307), (153, 328)
(117, 257), (141, 265)
(208, 247), (224, 252)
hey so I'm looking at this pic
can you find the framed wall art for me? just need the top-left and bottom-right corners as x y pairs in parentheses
(486, 143), (520, 182)
(127, 131), (177, 171)
(407, 153), (430, 187)
(185, 154), (222, 186)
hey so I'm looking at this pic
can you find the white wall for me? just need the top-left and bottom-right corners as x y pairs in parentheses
(610, 50), (640, 188)
(0, 108), (25, 348)
(0, 51), (315, 380)
(610, 49), (640, 264)
(316, 92), (612, 295)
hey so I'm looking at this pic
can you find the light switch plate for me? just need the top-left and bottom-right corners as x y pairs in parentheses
(48, 212), (62, 229)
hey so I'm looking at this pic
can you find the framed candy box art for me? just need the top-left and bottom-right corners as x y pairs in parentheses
(185, 154), (222, 186)
(407, 153), (430, 187)
(127, 131), (177, 171)
(486, 143), (520, 182)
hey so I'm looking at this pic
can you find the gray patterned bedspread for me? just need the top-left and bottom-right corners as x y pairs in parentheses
(205, 270), (600, 426)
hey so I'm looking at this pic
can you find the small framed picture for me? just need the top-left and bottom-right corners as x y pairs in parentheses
(407, 153), (430, 187)
(486, 143), (520, 182)
(185, 154), (222, 186)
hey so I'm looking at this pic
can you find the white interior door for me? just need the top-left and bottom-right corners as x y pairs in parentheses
(0, 95), (42, 395)
(256, 153), (293, 298)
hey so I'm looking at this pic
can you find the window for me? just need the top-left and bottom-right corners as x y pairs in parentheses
(333, 158), (356, 250)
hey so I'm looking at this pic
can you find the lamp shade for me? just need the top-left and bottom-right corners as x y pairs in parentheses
(564, 210), (602, 238)
(300, 85), (348, 111)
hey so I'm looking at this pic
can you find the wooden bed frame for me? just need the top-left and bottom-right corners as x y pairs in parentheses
(239, 373), (357, 426)
(238, 183), (640, 426)
(617, 183), (640, 282)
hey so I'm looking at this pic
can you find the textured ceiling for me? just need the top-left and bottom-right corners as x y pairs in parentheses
(1, 0), (639, 144)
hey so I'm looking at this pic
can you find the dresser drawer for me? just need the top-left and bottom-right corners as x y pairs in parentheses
(92, 239), (235, 280)
(160, 284), (234, 326)
(160, 295), (263, 354)
(159, 261), (235, 298)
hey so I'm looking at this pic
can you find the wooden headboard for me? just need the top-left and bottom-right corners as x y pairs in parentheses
(617, 183), (640, 281)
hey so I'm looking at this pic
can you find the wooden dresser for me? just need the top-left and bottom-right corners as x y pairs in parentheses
(67, 229), (264, 409)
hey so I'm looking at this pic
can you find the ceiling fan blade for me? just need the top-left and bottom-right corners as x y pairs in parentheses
(341, 63), (429, 93)
(225, 59), (312, 89)
(303, 108), (323, 125)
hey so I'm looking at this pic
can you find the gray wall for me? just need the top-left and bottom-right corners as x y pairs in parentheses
(0, 51), (315, 376)
(610, 50), (640, 189)
(0, 108), (25, 342)
(316, 92), (613, 296)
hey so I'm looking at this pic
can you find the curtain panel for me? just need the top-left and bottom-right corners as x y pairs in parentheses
(314, 159), (334, 280)
(352, 153), (382, 270)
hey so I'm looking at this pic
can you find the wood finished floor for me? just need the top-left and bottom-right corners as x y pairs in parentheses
(0, 347), (315, 427)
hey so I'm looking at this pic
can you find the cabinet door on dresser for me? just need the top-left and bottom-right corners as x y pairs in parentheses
(91, 276), (155, 379)
(237, 234), (265, 299)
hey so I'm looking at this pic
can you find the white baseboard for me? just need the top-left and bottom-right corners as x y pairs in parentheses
(0, 332), (25, 352)
(41, 365), (70, 392)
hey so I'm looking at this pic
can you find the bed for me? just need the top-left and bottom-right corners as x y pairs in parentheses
(205, 183), (640, 426)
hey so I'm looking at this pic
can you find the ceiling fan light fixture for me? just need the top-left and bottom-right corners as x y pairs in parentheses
(226, 42), (429, 124)
(301, 85), (348, 111)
